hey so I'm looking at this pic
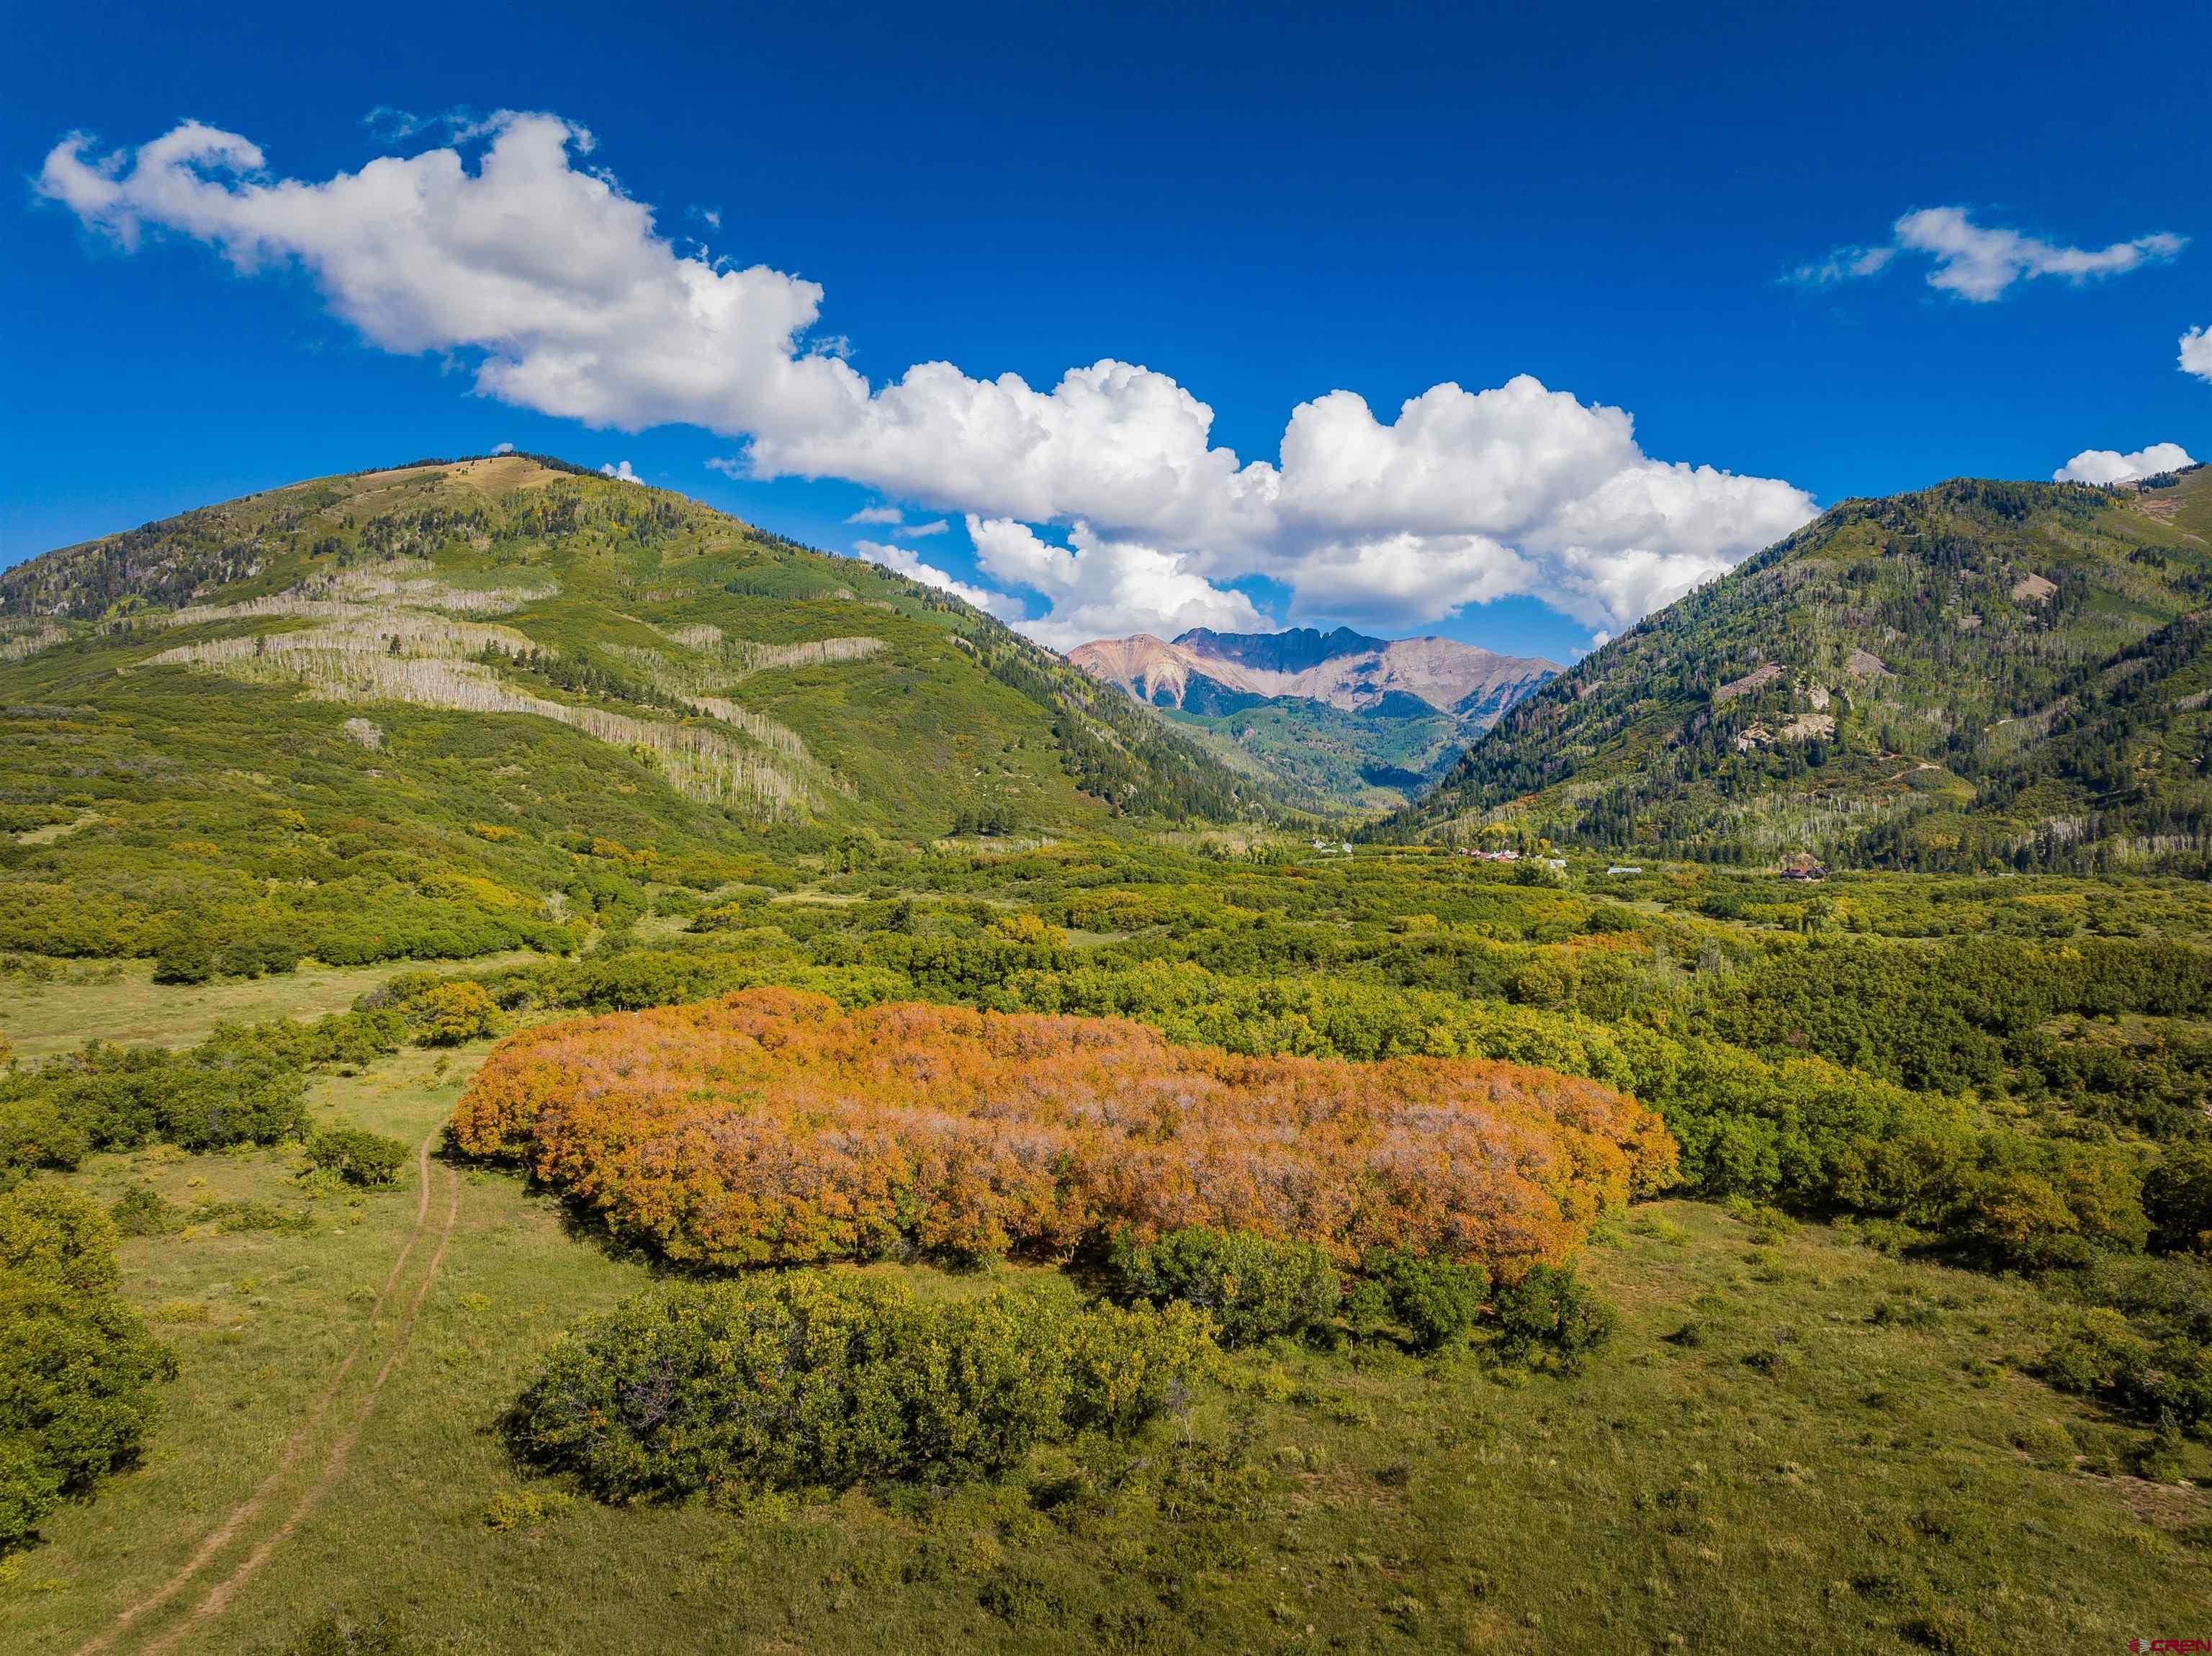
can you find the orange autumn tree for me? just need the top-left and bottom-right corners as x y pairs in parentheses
(451, 988), (1676, 1272)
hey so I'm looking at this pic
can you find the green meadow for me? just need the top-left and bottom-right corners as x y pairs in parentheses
(3, 901), (2208, 1655)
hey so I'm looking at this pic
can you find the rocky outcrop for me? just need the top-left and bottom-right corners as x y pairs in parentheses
(1068, 627), (1559, 728)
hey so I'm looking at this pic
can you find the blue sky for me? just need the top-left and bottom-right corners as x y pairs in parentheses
(7, 0), (2207, 662)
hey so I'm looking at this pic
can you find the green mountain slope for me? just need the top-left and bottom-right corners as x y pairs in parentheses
(1154, 694), (1480, 811)
(1377, 469), (2212, 870)
(0, 455), (1282, 968)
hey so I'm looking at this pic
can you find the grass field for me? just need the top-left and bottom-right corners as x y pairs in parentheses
(0, 954), (544, 1063)
(1, 973), (2208, 1654)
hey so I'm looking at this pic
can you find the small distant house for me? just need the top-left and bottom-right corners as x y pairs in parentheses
(1779, 852), (1827, 882)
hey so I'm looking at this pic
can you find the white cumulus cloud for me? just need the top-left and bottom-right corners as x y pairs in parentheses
(853, 539), (1024, 621)
(1793, 207), (2185, 303)
(2054, 442), (2197, 485)
(37, 114), (863, 436)
(2183, 327), (2212, 383)
(966, 517), (1269, 651)
(37, 112), (1818, 645)
(599, 459), (641, 482)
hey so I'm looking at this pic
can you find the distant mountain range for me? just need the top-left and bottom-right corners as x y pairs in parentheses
(1068, 627), (1560, 808)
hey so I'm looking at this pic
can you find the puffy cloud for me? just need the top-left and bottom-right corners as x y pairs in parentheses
(1274, 379), (1645, 537)
(1272, 532), (1533, 629)
(37, 114), (865, 438)
(2183, 327), (2212, 383)
(1236, 379), (1813, 631)
(966, 517), (1269, 650)
(2054, 442), (2197, 485)
(853, 539), (1024, 621)
(1792, 207), (2185, 303)
(751, 357), (1283, 552)
(493, 441), (515, 454)
(599, 459), (641, 482)
(38, 113), (1818, 645)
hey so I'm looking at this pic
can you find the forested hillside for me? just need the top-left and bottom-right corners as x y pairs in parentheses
(1156, 691), (1490, 811)
(1382, 468), (2212, 871)
(0, 456), (1284, 971)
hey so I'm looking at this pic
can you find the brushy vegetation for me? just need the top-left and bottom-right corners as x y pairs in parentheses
(1099, 1223), (1596, 1362)
(302, 1126), (410, 1189)
(0, 1182), (174, 1547)
(2, 1020), (2208, 1652)
(1107, 1226), (1344, 1349)
(1348, 1248), (1495, 1356)
(450, 989), (1674, 1271)
(1487, 1261), (1620, 1372)
(0, 1008), (410, 1186)
(507, 1274), (1218, 1501)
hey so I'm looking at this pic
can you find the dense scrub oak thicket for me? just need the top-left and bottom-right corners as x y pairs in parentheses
(0, 1182), (173, 1548)
(451, 989), (1674, 1271)
(505, 1274), (1218, 1501)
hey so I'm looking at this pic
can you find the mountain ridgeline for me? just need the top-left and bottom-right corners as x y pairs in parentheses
(0, 456), (1290, 971)
(1378, 468), (2212, 872)
(1069, 626), (1559, 808)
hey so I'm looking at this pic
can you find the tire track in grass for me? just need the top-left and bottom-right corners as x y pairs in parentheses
(75, 1133), (444, 1656)
(139, 1156), (462, 1652)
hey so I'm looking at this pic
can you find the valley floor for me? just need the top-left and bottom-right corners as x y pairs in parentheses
(2, 972), (2207, 1654)
(0, 955), (545, 1064)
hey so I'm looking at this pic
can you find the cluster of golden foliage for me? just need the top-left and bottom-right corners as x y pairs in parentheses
(450, 989), (1676, 1272)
